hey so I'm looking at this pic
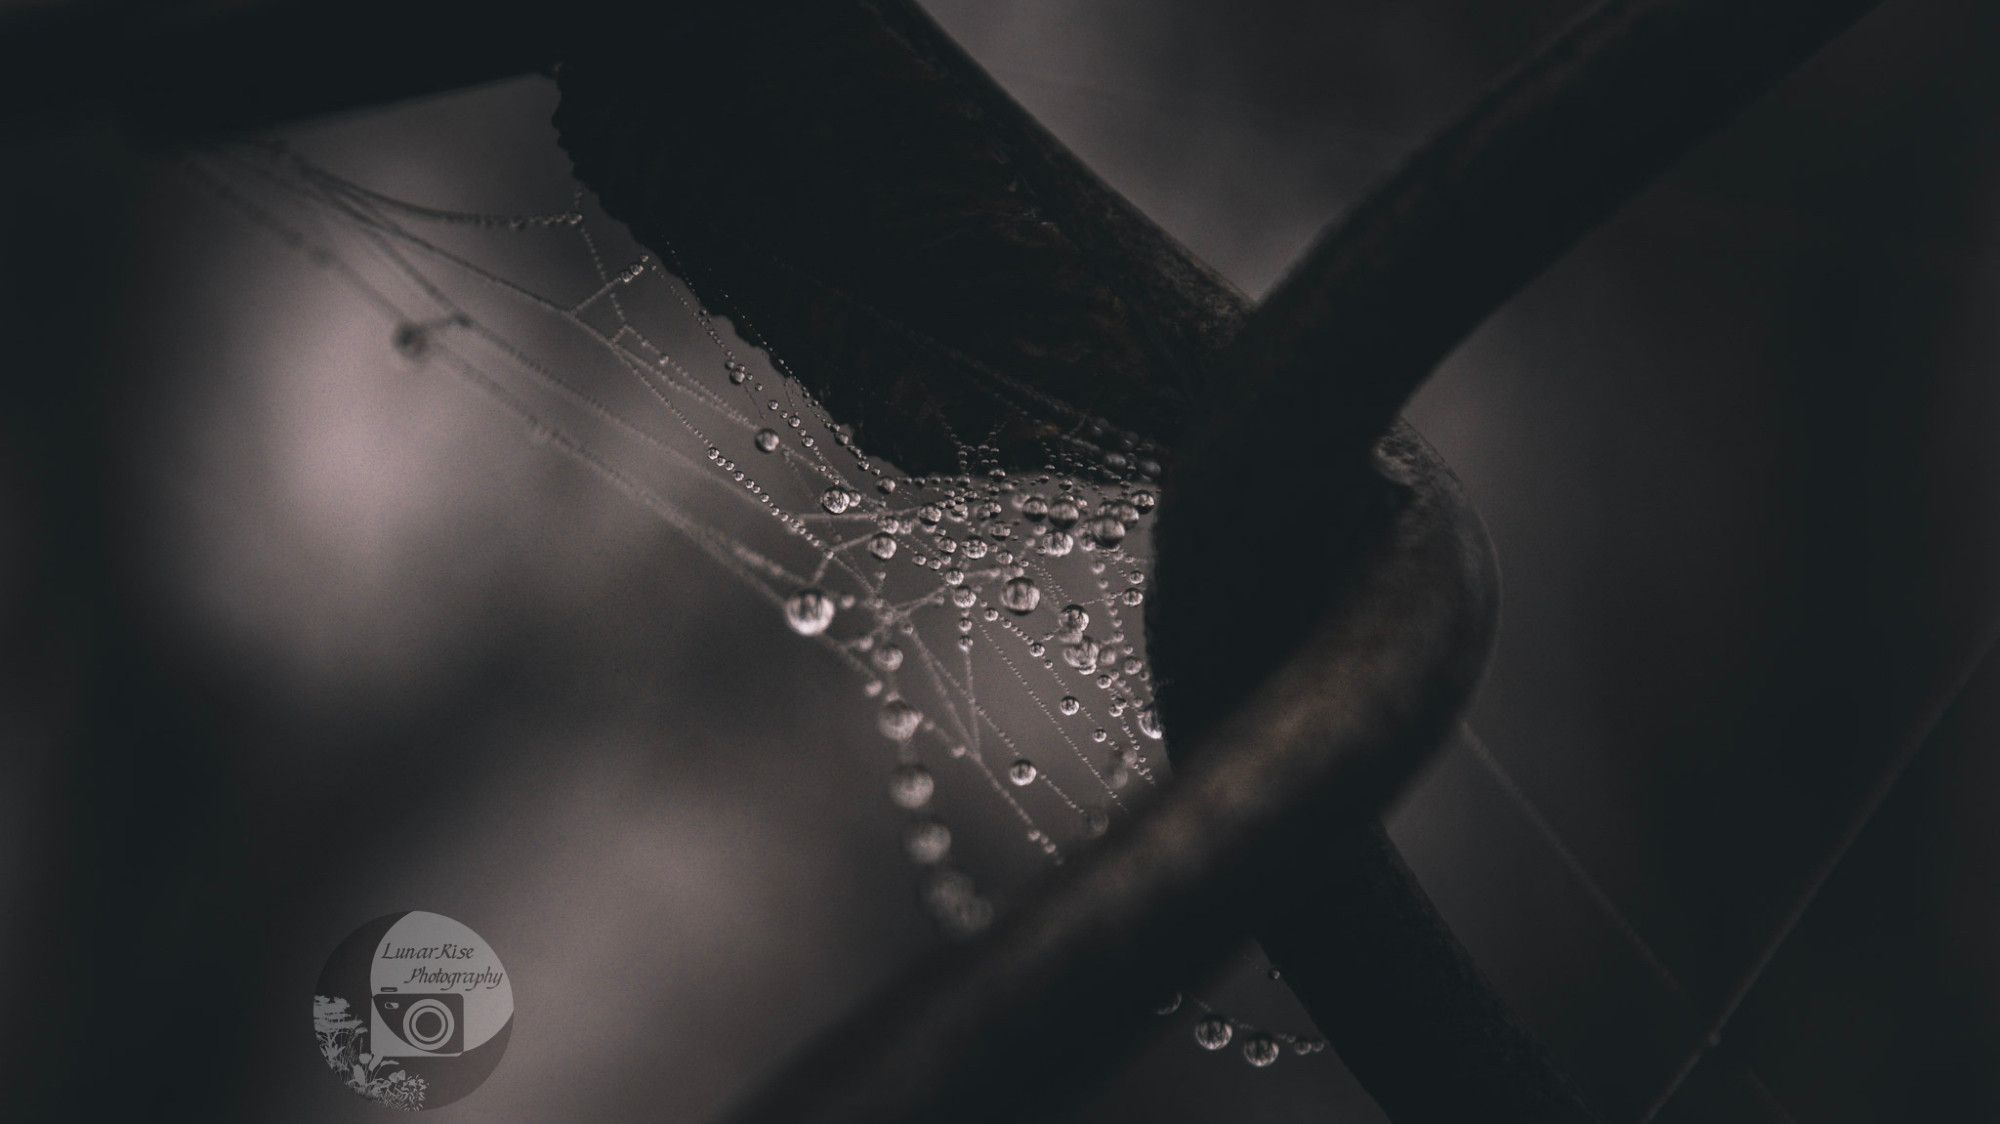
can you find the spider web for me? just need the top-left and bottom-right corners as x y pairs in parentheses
(187, 138), (1331, 1065)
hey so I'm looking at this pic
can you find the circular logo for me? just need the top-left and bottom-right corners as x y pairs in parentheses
(313, 911), (514, 1110)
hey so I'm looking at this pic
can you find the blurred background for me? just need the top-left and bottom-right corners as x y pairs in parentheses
(4, 0), (2000, 1119)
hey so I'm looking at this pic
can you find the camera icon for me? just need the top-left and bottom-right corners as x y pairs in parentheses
(371, 989), (464, 1058)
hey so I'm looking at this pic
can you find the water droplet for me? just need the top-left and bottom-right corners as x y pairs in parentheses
(1057, 605), (1090, 638)
(1086, 515), (1128, 547)
(869, 532), (898, 560)
(878, 699), (922, 741)
(820, 487), (855, 514)
(1242, 1034), (1280, 1068)
(1194, 1016), (1233, 1051)
(783, 588), (835, 636)
(1062, 638), (1101, 671)
(1007, 759), (1038, 786)
(936, 893), (993, 936)
(1048, 498), (1081, 529)
(924, 868), (975, 909)
(1058, 696), (1081, 716)
(872, 643), (904, 672)
(1082, 805), (1110, 837)
(754, 428), (781, 453)
(1020, 495), (1049, 522)
(904, 818), (951, 864)
(1037, 530), (1074, 557)
(1153, 992), (1183, 1016)
(1137, 706), (1163, 740)
(951, 587), (978, 610)
(725, 359), (750, 385)
(888, 764), (934, 809)
(1001, 576), (1042, 614)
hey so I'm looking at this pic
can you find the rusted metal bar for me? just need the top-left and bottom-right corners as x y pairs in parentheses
(1156, 0), (1886, 735)
(553, 0), (1238, 475)
(1146, 5), (1884, 1120)
(1169, 0), (1886, 553)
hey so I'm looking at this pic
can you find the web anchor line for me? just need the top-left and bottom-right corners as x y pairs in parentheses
(1637, 622), (2000, 1122)
(1461, 726), (1795, 1120)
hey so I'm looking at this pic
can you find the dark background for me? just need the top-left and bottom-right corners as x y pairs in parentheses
(4, 0), (1999, 1120)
